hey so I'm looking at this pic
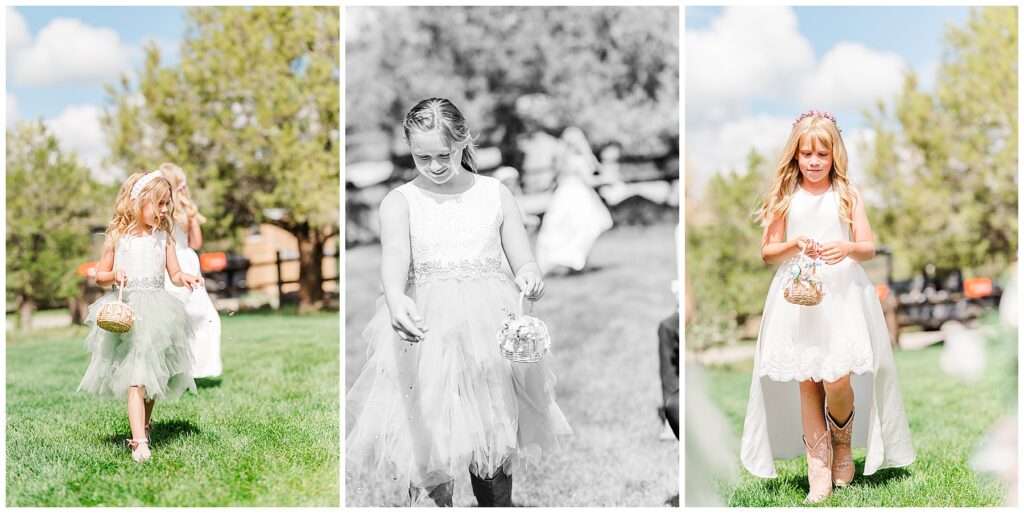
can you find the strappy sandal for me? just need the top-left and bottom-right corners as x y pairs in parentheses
(125, 438), (151, 462)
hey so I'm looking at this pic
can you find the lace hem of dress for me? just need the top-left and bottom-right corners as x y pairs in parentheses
(409, 256), (510, 286)
(758, 336), (874, 383)
(119, 275), (165, 290)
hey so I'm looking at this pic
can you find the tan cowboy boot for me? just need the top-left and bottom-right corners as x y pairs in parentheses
(827, 404), (855, 487)
(802, 429), (832, 504)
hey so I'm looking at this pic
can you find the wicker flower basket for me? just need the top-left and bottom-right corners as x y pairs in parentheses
(97, 286), (135, 333)
(783, 254), (825, 307)
(497, 291), (551, 363)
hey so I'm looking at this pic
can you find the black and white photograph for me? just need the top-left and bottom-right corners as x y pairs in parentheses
(344, 5), (680, 507)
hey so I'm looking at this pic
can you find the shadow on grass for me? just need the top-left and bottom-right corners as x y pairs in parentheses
(102, 419), (200, 447)
(772, 458), (910, 499)
(195, 377), (222, 389)
(665, 493), (679, 506)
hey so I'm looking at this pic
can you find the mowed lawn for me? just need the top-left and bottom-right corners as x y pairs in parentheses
(345, 224), (680, 507)
(6, 311), (340, 507)
(701, 331), (1013, 507)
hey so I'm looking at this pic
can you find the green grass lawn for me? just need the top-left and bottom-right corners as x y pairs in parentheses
(345, 224), (680, 507)
(6, 311), (340, 507)
(701, 333), (1013, 507)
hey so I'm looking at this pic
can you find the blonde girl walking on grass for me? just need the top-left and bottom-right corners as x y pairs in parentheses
(78, 170), (204, 462)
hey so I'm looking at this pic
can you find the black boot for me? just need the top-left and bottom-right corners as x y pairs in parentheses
(470, 467), (513, 507)
(426, 480), (455, 507)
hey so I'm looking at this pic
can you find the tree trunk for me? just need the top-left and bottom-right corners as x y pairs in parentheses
(295, 225), (326, 314)
(18, 295), (34, 331)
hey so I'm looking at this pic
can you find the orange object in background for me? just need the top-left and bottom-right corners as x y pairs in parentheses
(874, 283), (890, 302)
(964, 277), (993, 298)
(200, 252), (227, 272)
(78, 261), (98, 277)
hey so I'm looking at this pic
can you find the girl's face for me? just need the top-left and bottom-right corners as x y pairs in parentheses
(409, 130), (463, 185)
(796, 136), (833, 184)
(139, 191), (171, 229)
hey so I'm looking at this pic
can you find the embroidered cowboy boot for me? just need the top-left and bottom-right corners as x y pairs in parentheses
(802, 429), (832, 504)
(827, 404), (855, 486)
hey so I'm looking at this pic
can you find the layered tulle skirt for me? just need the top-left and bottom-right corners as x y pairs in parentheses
(346, 276), (572, 489)
(757, 258), (879, 383)
(78, 287), (197, 401)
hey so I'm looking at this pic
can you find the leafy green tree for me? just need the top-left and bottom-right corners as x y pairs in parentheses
(346, 6), (678, 162)
(864, 6), (1017, 279)
(6, 122), (104, 330)
(685, 150), (774, 351)
(104, 6), (339, 312)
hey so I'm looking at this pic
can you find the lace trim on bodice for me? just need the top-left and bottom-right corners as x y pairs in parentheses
(119, 275), (166, 290)
(408, 256), (511, 286)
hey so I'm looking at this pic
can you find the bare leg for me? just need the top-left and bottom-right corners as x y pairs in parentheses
(824, 374), (855, 486)
(799, 380), (827, 440)
(822, 375), (853, 424)
(128, 386), (147, 441)
(127, 386), (151, 461)
(799, 380), (831, 503)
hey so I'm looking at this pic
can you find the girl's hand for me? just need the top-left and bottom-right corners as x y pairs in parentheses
(515, 271), (546, 301)
(795, 236), (820, 258)
(114, 269), (128, 288)
(179, 272), (204, 292)
(390, 295), (427, 343)
(819, 241), (852, 265)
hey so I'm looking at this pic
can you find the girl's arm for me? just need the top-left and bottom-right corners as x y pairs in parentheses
(166, 234), (204, 290)
(820, 185), (875, 264)
(94, 239), (126, 287)
(498, 184), (545, 300)
(379, 191), (426, 341)
(760, 216), (818, 264)
(187, 215), (203, 251)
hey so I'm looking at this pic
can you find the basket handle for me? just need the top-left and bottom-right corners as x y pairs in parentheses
(517, 290), (534, 317)
(117, 284), (124, 302)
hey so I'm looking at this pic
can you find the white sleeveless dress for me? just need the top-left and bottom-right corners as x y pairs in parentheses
(741, 185), (915, 477)
(165, 223), (223, 378)
(346, 175), (572, 490)
(78, 230), (197, 401)
(535, 153), (613, 273)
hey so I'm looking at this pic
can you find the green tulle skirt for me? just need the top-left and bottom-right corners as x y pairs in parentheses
(78, 287), (197, 401)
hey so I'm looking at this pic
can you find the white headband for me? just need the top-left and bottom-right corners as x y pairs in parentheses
(130, 170), (163, 199)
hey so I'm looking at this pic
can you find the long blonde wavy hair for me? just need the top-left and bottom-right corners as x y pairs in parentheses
(106, 171), (175, 246)
(158, 162), (207, 226)
(756, 114), (854, 227)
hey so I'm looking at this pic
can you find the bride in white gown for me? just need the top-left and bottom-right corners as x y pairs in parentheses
(160, 163), (223, 378)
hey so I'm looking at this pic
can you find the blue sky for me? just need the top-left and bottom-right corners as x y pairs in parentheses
(6, 6), (187, 181)
(8, 6), (186, 120)
(685, 6), (976, 194)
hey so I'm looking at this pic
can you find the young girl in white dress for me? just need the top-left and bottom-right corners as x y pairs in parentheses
(159, 163), (223, 378)
(346, 98), (572, 507)
(78, 170), (205, 462)
(535, 126), (613, 274)
(741, 111), (915, 503)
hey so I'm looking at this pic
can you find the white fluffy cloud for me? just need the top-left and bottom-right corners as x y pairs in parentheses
(686, 7), (908, 197)
(686, 7), (815, 126)
(6, 94), (19, 129)
(11, 16), (132, 86)
(47, 104), (120, 182)
(799, 42), (908, 111)
(7, 7), (31, 51)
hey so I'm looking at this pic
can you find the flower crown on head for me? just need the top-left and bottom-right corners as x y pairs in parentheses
(130, 170), (163, 199)
(793, 109), (841, 133)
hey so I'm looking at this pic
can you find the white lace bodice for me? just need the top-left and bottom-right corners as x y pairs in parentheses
(396, 175), (507, 286)
(785, 185), (851, 243)
(114, 230), (168, 289)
